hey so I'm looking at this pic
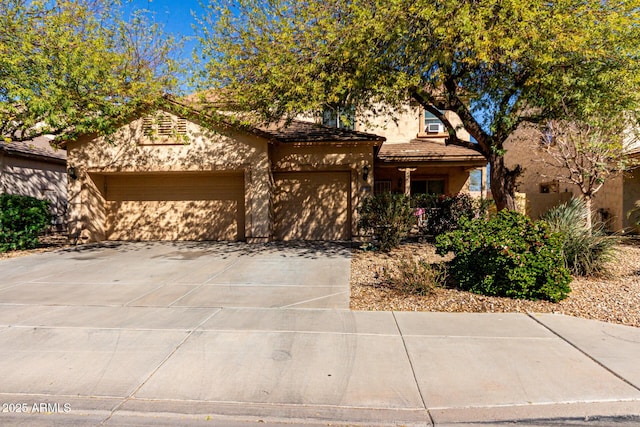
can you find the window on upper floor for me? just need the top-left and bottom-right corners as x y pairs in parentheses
(424, 109), (445, 134)
(322, 105), (355, 130)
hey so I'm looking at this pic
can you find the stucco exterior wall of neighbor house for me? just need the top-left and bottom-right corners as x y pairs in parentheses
(0, 139), (67, 229)
(66, 111), (272, 242)
(504, 126), (625, 231)
(623, 166), (640, 231)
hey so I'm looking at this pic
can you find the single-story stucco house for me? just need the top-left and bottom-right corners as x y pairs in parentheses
(0, 136), (67, 229)
(63, 98), (486, 243)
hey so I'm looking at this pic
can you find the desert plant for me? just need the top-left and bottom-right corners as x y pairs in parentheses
(380, 258), (448, 295)
(540, 197), (618, 276)
(435, 210), (572, 302)
(358, 193), (414, 251)
(0, 194), (52, 252)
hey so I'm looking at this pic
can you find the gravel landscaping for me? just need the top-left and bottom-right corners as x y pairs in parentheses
(350, 238), (640, 328)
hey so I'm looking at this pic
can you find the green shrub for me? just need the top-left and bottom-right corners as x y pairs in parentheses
(358, 193), (414, 251)
(412, 193), (491, 237)
(381, 258), (448, 295)
(540, 198), (618, 276)
(0, 194), (52, 252)
(435, 210), (572, 302)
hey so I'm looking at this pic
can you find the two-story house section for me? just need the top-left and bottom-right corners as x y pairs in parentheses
(317, 104), (488, 198)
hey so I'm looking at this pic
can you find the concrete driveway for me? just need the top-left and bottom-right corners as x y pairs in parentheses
(0, 241), (352, 309)
(2, 242), (640, 426)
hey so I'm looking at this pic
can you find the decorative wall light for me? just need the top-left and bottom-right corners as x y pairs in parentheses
(362, 165), (370, 181)
(67, 166), (78, 181)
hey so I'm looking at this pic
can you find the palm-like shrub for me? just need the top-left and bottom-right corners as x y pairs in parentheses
(540, 198), (617, 276)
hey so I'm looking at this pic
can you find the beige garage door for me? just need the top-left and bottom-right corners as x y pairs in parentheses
(104, 172), (244, 241)
(273, 171), (351, 241)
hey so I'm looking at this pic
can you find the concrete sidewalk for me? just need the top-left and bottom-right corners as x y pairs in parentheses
(1, 307), (640, 426)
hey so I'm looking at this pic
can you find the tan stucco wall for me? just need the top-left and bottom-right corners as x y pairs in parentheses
(357, 105), (421, 143)
(67, 111), (272, 242)
(301, 103), (473, 144)
(357, 106), (472, 144)
(271, 143), (376, 237)
(504, 126), (625, 230)
(0, 153), (67, 228)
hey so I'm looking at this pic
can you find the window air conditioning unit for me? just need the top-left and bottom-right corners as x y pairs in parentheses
(428, 123), (444, 133)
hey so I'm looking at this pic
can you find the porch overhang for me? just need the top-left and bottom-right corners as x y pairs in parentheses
(375, 140), (486, 168)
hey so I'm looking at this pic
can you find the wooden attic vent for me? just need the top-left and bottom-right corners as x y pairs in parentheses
(142, 113), (187, 137)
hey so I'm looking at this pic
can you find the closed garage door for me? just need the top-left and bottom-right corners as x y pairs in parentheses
(104, 172), (245, 241)
(273, 171), (351, 241)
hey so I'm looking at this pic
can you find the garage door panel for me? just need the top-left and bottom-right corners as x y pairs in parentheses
(104, 173), (244, 241)
(106, 200), (240, 241)
(274, 172), (350, 241)
(106, 174), (243, 202)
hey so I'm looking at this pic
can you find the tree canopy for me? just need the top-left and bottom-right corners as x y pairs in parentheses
(197, 0), (640, 210)
(0, 0), (182, 142)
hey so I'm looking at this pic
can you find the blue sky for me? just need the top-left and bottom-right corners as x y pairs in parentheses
(128, 0), (200, 35)
(128, 0), (202, 55)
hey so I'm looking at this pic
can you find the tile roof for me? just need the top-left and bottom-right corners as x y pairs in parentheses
(377, 139), (485, 162)
(257, 120), (385, 144)
(166, 95), (385, 144)
(0, 136), (66, 162)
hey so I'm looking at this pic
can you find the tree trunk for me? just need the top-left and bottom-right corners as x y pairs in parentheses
(489, 153), (521, 211)
(584, 195), (593, 232)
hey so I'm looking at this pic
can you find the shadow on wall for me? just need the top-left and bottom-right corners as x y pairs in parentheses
(1, 159), (67, 229)
(100, 173), (246, 241)
(71, 118), (261, 173)
(273, 171), (351, 241)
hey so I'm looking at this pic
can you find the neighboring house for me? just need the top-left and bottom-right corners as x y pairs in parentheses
(504, 125), (640, 232)
(0, 136), (67, 230)
(63, 101), (383, 242)
(312, 104), (488, 197)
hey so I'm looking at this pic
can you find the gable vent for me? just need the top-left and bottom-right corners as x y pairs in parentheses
(143, 113), (187, 137)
